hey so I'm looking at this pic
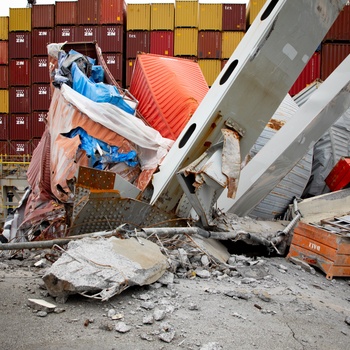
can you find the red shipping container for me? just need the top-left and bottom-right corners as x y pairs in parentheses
(198, 31), (222, 59)
(99, 25), (123, 53)
(321, 43), (350, 81)
(9, 114), (31, 140)
(55, 1), (77, 25)
(325, 157), (350, 191)
(32, 84), (51, 111)
(75, 26), (99, 43)
(0, 114), (9, 140)
(0, 41), (8, 65)
(0, 141), (9, 154)
(222, 4), (247, 31)
(32, 56), (50, 84)
(324, 3), (350, 41)
(9, 59), (31, 86)
(9, 140), (31, 155)
(77, 0), (100, 25)
(55, 26), (77, 43)
(32, 111), (47, 138)
(125, 58), (135, 88)
(9, 32), (31, 59)
(32, 29), (55, 56)
(0, 65), (8, 89)
(32, 4), (55, 28)
(126, 31), (150, 59)
(150, 31), (174, 56)
(9, 87), (31, 113)
(100, 0), (125, 25)
(102, 53), (123, 82)
(129, 54), (209, 140)
(289, 52), (321, 96)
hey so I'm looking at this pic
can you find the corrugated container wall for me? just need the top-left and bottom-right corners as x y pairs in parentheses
(222, 3), (247, 31)
(55, 26), (76, 42)
(75, 26), (99, 43)
(151, 3), (175, 30)
(129, 54), (209, 140)
(55, 1), (77, 25)
(175, 0), (198, 28)
(126, 4), (151, 31)
(150, 31), (174, 56)
(102, 53), (123, 82)
(9, 59), (31, 86)
(321, 43), (350, 81)
(9, 87), (31, 113)
(32, 56), (50, 83)
(0, 66), (8, 89)
(125, 58), (135, 87)
(0, 114), (9, 140)
(9, 114), (31, 140)
(198, 3), (222, 31)
(77, 0), (100, 25)
(289, 52), (321, 96)
(246, 0), (267, 26)
(0, 17), (9, 40)
(324, 3), (350, 41)
(9, 141), (31, 155)
(0, 90), (9, 113)
(0, 141), (9, 154)
(99, 25), (123, 53)
(9, 32), (31, 59)
(32, 111), (47, 138)
(126, 31), (150, 59)
(32, 5), (55, 28)
(32, 84), (51, 111)
(198, 31), (221, 59)
(100, 0), (125, 25)
(198, 59), (221, 87)
(221, 31), (245, 59)
(32, 29), (55, 56)
(0, 41), (8, 64)
(9, 8), (31, 32)
(174, 28), (198, 56)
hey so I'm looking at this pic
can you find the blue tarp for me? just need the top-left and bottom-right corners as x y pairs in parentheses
(71, 62), (135, 115)
(64, 127), (138, 170)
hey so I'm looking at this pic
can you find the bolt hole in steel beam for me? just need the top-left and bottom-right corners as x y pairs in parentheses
(261, 0), (280, 21)
(219, 59), (239, 85)
(179, 123), (196, 149)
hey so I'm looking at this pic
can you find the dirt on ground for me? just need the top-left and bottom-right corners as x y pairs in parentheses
(0, 243), (350, 350)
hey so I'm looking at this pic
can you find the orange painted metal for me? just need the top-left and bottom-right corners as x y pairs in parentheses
(325, 157), (350, 191)
(129, 53), (209, 140)
(287, 221), (350, 279)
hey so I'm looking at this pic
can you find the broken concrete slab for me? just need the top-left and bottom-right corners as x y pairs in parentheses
(27, 298), (56, 313)
(43, 237), (167, 301)
(191, 236), (230, 264)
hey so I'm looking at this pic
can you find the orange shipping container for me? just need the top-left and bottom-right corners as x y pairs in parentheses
(55, 1), (77, 25)
(198, 31), (221, 59)
(77, 0), (100, 25)
(129, 53), (209, 140)
(100, 0), (125, 25)
(32, 4), (55, 28)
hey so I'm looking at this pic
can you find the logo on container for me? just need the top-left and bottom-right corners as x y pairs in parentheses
(16, 89), (25, 98)
(38, 113), (46, 122)
(107, 28), (116, 36)
(128, 33), (136, 39)
(38, 31), (48, 36)
(16, 116), (25, 125)
(16, 143), (25, 152)
(107, 56), (116, 64)
(38, 87), (47, 95)
(16, 61), (25, 66)
(62, 29), (71, 37)
(84, 28), (94, 37)
(16, 35), (25, 43)
(38, 59), (47, 68)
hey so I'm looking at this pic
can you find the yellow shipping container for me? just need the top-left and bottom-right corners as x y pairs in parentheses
(175, 0), (198, 28)
(221, 31), (245, 59)
(0, 90), (9, 113)
(247, 0), (267, 26)
(174, 28), (198, 56)
(9, 8), (31, 32)
(151, 3), (175, 30)
(127, 4), (151, 31)
(0, 17), (9, 40)
(198, 59), (221, 87)
(198, 3), (222, 31)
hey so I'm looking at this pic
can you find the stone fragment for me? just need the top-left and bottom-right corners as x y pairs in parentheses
(140, 333), (154, 341)
(159, 331), (175, 343)
(153, 309), (166, 321)
(200, 342), (223, 350)
(255, 290), (272, 302)
(115, 322), (132, 333)
(195, 269), (211, 279)
(188, 303), (199, 310)
(143, 314), (154, 324)
(36, 311), (48, 317)
(157, 271), (174, 286)
(27, 298), (56, 313)
(288, 257), (316, 274)
(201, 255), (210, 267)
(141, 301), (155, 310)
(107, 309), (116, 318)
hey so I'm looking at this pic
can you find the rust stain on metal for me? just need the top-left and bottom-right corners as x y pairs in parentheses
(267, 118), (285, 131)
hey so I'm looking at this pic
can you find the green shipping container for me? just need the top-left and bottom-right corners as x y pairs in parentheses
(0, 17), (9, 40)
(221, 31), (245, 59)
(151, 3), (175, 30)
(127, 4), (151, 31)
(175, 0), (198, 28)
(9, 8), (31, 32)
(174, 28), (198, 56)
(198, 59), (221, 87)
(0, 90), (9, 113)
(198, 3), (222, 31)
(247, 0), (267, 26)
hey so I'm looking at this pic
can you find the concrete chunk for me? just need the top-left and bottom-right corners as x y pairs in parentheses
(27, 298), (56, 313)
